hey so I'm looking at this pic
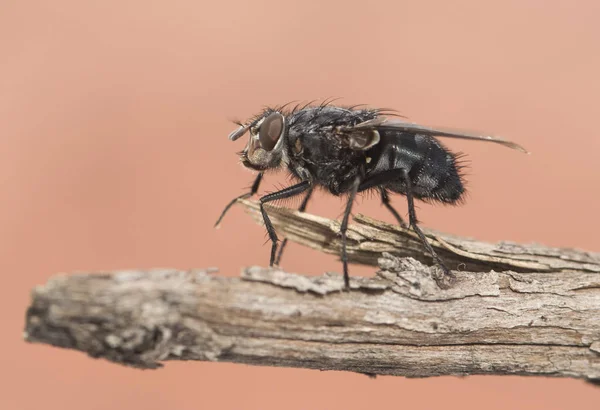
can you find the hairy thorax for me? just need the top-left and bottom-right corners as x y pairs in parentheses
(285, 106), (377, 195)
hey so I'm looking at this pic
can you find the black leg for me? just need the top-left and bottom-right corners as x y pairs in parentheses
(274, 185), (314, 266)
(359, 169), (454, 288)
(380, 188), (407, 228)
(260, 181), (311, 267)
(215, 173), (263, 227)
(340, 176), (361, 289)
(357, 169), (400, 192)
(401, 169), (454, 287)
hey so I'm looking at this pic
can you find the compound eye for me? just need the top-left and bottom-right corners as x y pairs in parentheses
(258, 112), (284, 151)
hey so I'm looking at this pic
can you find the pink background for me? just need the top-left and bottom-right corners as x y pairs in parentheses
(2, 1), (599, 409)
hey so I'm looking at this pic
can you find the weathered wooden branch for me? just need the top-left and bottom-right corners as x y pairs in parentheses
(24, 200), (600, 383)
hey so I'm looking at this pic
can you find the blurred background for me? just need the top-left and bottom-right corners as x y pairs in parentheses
(2, 0), (599, 409)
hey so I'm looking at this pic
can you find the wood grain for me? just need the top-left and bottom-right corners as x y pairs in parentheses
(24, 200), (600, 383)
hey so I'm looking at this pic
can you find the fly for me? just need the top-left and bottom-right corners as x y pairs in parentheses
(215, 101), (528, 289)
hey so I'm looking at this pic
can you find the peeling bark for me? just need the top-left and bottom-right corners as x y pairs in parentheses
(239, 199), (600, 275)
(23, 201), (600, 383)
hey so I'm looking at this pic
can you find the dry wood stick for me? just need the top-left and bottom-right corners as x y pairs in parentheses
(24, 200), (600, 383)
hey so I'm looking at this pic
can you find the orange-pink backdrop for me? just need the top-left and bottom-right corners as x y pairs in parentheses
(2, 1), (599, 409)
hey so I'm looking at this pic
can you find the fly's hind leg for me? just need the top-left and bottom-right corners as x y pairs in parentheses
(380, 188), (408, 228)
(400, 169), (455, 288)
(359, 170), (455, 289)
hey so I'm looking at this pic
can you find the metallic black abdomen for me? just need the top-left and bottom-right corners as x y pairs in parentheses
(366, 131), (465, 203)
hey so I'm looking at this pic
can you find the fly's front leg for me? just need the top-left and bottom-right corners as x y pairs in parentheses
(259, 181), (311, 267)
(274, 185), (314, 266)
(215, 173), (263, 227)
(340, 176), (361, 290)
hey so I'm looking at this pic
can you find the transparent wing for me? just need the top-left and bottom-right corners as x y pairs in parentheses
(352, 118), (529, 154)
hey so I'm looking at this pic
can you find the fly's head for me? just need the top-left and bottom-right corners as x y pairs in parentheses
(228, 109), (287, 171)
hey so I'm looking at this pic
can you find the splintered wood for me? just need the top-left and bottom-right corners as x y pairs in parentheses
(24, 201), (600, 383)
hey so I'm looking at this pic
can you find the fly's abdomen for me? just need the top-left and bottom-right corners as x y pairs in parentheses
(367, 132), (466, 203)
(411, 137), (465, 203)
